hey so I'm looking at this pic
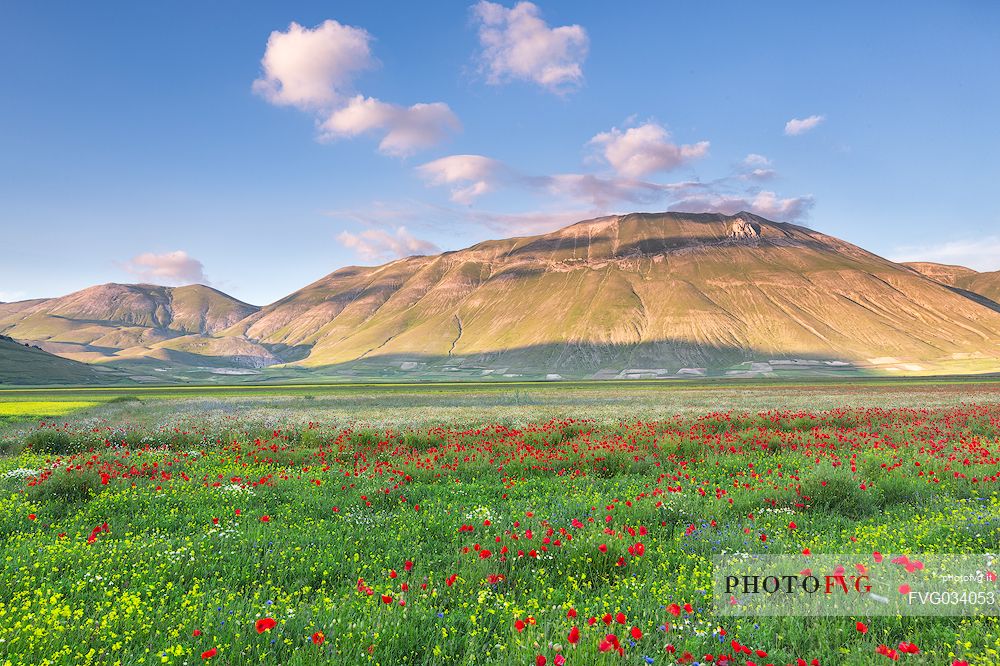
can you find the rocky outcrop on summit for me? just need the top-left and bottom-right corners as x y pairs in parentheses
(727, 216), (761, 239)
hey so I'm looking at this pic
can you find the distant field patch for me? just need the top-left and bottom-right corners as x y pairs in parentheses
(0, 400), (99, 423)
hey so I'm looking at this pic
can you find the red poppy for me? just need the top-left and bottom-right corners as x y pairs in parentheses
(857, 621), (868, 634)
(255, 617), (276, 633)
(312, 631), (325, 645)
(515, 619), (526, 633)
(201, 647), (217, 660)
(630, 626), (642, 641)
(568, 626), (580, 644)
(381, 594), (393, 604)
(27, 514), (36, 521)
(260, 515), (270, 523)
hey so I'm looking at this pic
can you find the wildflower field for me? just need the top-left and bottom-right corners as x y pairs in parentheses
(0, 380), (998, 666)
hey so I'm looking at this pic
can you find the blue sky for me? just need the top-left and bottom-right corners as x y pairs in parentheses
(1, 1), (998, 305)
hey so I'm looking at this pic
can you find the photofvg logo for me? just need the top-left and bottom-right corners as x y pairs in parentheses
(712, 553), (1000, 616)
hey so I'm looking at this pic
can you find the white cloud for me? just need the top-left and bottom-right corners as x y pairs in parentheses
(744, 168), (776, 180)
(320, 96), (460, 157)
(743, 153), (771, 167)
(464, 208), (595, 235)
(417, 154), (509, 203)
(784, 114), (825, 136)
(123, 251), (207, 285)
(417, 153), (702, 207)
(327, 200), (592, 239)
(589, 122), (709, 179)
(534, 174), (700, 209)
(252, 20), (375, 109)
(0, 290), (26, 302)
(669, 190), (814, 222)
(254, 20), (459, 155)
(890, 237), (1000, 272)
(337, 226), (440, 262)
(472, 1), (589, 94)
(738, 154), (775, 181)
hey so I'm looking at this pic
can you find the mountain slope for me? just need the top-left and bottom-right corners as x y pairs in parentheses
(0, 335), (113, 385)
(6, 213), (1000, 381)
(904, 262), (1000, 304)
(0, 283), (273, 368)
(228, 212), (1000, 376)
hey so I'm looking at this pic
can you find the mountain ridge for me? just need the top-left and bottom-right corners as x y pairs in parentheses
(223, 211), (1000, 377)
(904, 262), (1000, 304)
(3, 211), (1000, 381)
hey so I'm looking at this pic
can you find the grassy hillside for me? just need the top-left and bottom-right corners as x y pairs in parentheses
(231, 212), (1000, 377)
(0, 283), (264, 369)
(0, 336), (114, 385)
(905, 261), (1000, 303)
(4, 213), (1000, 382)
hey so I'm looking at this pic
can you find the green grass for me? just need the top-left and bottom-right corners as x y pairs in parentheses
(0, 383), (997, 664)
(0, 337), (109, 386)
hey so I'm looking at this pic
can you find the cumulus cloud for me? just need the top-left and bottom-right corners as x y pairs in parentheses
(589, 122), (709, 179)
(739, 153), (775, 180)
(123, 251), (207, 285)
(417, 153), (702, 208)
(669, 190), (815, 222)
(328, 200), (592, 239)
(784, 114), (825, 136)
(534, 174), (701, 209)
(252, 20), (375, 109)
(472, 1), (589, 94)
(417, 154), (510, 203)
(321, 96), (461, 157)
(743, 153), (770, 167)
(417, 136), (812, 225)
(254, 20), (459, 155)
(337, 227), (440, 263)
(890, 237), (1000, 272)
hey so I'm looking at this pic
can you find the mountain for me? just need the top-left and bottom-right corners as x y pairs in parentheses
(0, 283), (277, 369)
(4, 212), (1000, 382)
(0, 335), (113, 385)
(903, 262), (1000, 306)
(225, 211), (1000, 378)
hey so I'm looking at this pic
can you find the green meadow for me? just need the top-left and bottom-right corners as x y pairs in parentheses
(0, 379), (997, 665)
